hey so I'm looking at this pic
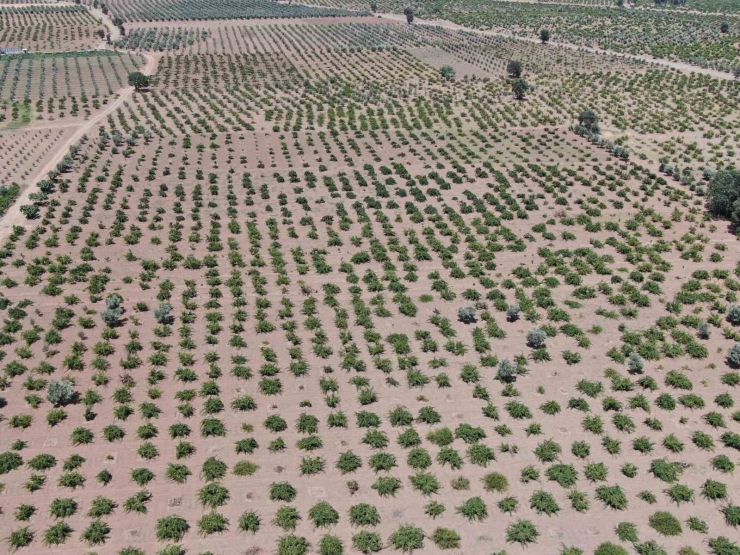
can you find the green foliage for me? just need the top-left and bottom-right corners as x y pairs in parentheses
(649, 511), (682, 536)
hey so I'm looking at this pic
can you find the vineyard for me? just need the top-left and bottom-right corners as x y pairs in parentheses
(0, 3), (739, 555)
(0, 5), (104, 52)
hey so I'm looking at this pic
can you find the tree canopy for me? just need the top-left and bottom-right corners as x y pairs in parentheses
(507, 60), (522, 78)
(128, 72), (150, 91)
(708, 170), (740, 226)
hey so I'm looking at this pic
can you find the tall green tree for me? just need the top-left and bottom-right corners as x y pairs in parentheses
(128, 72), (150, 91)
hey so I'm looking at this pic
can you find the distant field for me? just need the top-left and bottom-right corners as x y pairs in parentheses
(0, 51), (144, 104)
(0, 5), (104, 52)
(81, 0), (368, 22)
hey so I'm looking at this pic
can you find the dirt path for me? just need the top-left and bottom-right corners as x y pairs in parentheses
(377, 12), (738, 80)
(0, 53), (156, 241)
(88, 4), (122, 45)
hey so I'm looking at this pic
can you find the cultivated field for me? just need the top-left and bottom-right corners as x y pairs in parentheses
(0, 5), (105, 52)
(0, 3), (739, 555)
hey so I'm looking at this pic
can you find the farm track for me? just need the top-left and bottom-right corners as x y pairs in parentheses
(0, 52), (156, 241)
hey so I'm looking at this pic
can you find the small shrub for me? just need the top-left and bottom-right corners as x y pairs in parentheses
(432, 527), (460, 549)
(389, 524), (424, 552)
(506, 519), (539, 545)
(649, 511), (682, 536)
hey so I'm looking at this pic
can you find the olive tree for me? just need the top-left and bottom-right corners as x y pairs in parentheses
(404, 6), (414, 24)
(47, 380), (75, 407)
(507, 60), (522, 78)
(458, 307), (477, 324)
(128, 72), (150, 92)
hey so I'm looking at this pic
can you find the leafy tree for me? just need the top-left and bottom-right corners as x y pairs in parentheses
(106, 293), (123, 309)
(721, 22), (730, 33)
(729, 305), (740, 324)
(578, 110), (599, 133)
(154, 303), (173, 324)
(458, 306), (476, 324)
(627, 352), (645, 373)
(540, 29), (551, 43)
(47, 380), (75, 407)
(707, 170), (740, 224)
(404, 6), (414, 24)
(727, 343), (740, 367)
(439, 66), (455, 81)
(128, 72), (150, 92)
(498, 359), (516, 380)
(527, 329), (547, 348)
(20, 204), (40, 219)
(507, 60), (522, 78)
(512, 78), (530, 100)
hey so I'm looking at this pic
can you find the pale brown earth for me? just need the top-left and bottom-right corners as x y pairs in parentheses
(0, 10), (739, 555)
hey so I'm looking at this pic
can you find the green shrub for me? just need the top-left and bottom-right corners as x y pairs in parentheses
(43, 522), (72, 546)
(278, 535), (310, 555)
(482, 472), (508, 493)
(274, 506), (301, 531)
(197, 512), (229, 535)
(349, 504), (380, 526)
(7, 527), (34, 550)
(270, 482), (297, 502)
(431, 527), (460, 551)
(506, 519), (539, 545)
(319, 534), (344, 555)
(649, 511), (682, 536)
(352, 531), (382, 554)
(238, 511), (260, 534)
(615, 522), (638, 542)
(596, 485), (628, 510)
(456, 497), (487, 521)
(309, 501), (339, 528)
(594, 542), (628, 555)
(724, 504), (740, 527)
(389, 524), (424, 552)
(81, 519), (111, 546)
(155, 516), (190, 542)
